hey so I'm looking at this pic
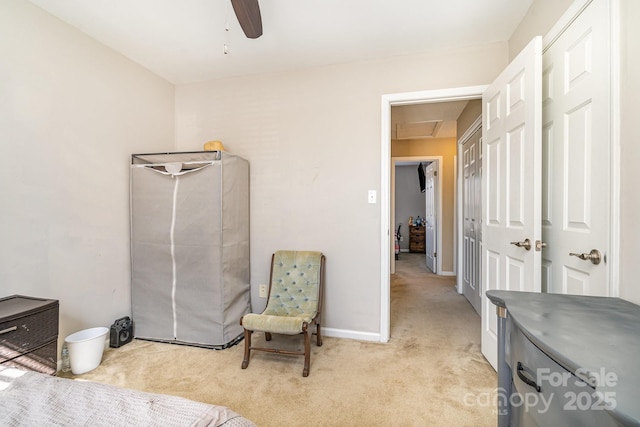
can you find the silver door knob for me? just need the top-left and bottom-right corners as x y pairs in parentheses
(510, 238), (531, 251)
(569, 249), (602, 265)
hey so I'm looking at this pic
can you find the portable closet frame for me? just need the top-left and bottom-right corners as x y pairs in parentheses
(130, 151), (250, 349)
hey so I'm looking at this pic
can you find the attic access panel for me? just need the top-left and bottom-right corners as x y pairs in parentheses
(396, 120), (443, 139)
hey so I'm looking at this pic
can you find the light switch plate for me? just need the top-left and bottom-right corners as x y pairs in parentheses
(368, 190), (376, 204)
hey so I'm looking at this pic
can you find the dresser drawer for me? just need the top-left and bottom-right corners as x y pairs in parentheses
(509, 322), (617, 427)
(0, 302), (59, 363)
(1, 339), (57, 375)
(410, 226), (425, 235)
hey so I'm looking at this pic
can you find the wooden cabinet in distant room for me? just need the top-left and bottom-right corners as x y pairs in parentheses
(409, 226), (426, 253)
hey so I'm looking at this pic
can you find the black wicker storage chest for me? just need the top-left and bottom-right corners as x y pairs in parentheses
(0, 295), (59, 375)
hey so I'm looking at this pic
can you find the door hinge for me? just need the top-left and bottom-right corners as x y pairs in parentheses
(434, 252), (437, 258)
(434, 171), (438, 177)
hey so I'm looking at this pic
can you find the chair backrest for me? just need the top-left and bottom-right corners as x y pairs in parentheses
(263, 251), (324, 319)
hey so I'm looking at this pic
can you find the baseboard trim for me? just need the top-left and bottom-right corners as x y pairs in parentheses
(440, 271), (455, 277)
(322, 327), (381, 342)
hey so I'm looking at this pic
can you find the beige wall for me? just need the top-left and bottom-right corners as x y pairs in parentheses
(392, 138), (457, 273)
(175, 44), (508, 336)
(0, 0), (175, 347)
(509, 0), (575, 59)
(457, 100), (482, 136)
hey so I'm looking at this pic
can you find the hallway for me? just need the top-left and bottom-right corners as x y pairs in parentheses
(391, 253), (482, 343)
(389, 252), (495, 424)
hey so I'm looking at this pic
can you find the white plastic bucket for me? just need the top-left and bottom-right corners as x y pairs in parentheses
(65, 327), (109, 375)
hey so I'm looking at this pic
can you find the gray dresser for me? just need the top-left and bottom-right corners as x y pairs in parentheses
(487, 290), (639, 427)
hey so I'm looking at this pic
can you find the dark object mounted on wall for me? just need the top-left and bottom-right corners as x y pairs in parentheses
(109, 316), (134, 348)
(418, 162), (426, 192)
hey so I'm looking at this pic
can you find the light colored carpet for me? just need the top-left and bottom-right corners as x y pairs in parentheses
(60, 254), (497, 426)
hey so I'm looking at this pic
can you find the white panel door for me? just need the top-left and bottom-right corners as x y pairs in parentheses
(481, 37), (543, 370)
(424, 162), (437, 273)
(462, 129), (482, 315)
(542, 0), (610, 297)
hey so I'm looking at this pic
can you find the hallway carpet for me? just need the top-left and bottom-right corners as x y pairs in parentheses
(60, 254), (497, 426)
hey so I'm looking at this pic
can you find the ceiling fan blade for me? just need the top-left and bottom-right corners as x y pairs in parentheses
(230, 0), (263, 39)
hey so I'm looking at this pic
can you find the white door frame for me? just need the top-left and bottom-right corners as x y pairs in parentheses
(380, 86), (488, 342)
(391, 156), (443, 275)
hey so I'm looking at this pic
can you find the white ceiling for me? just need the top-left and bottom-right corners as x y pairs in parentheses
(28, 0), (533, 85)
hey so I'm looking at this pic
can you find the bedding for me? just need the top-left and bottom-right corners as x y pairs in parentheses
(0, 366), (256, 427)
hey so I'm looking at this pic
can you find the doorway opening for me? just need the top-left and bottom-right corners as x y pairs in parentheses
(380, 86), (487, 342)
(391, 157), (442, 275)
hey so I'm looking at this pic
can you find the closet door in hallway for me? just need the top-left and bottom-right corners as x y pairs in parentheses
(462, 125), (482, 315)
(541, 0), (611, 296)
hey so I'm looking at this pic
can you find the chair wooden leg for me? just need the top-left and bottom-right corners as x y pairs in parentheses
(241, 329), (251, 369)
(302, 327), (311, 377)
(316, 322), (323, 347)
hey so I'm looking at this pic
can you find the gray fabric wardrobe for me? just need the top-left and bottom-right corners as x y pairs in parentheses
(130, 151), (250, 349)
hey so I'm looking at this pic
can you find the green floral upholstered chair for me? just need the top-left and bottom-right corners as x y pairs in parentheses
(240, 251), (325, 377)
